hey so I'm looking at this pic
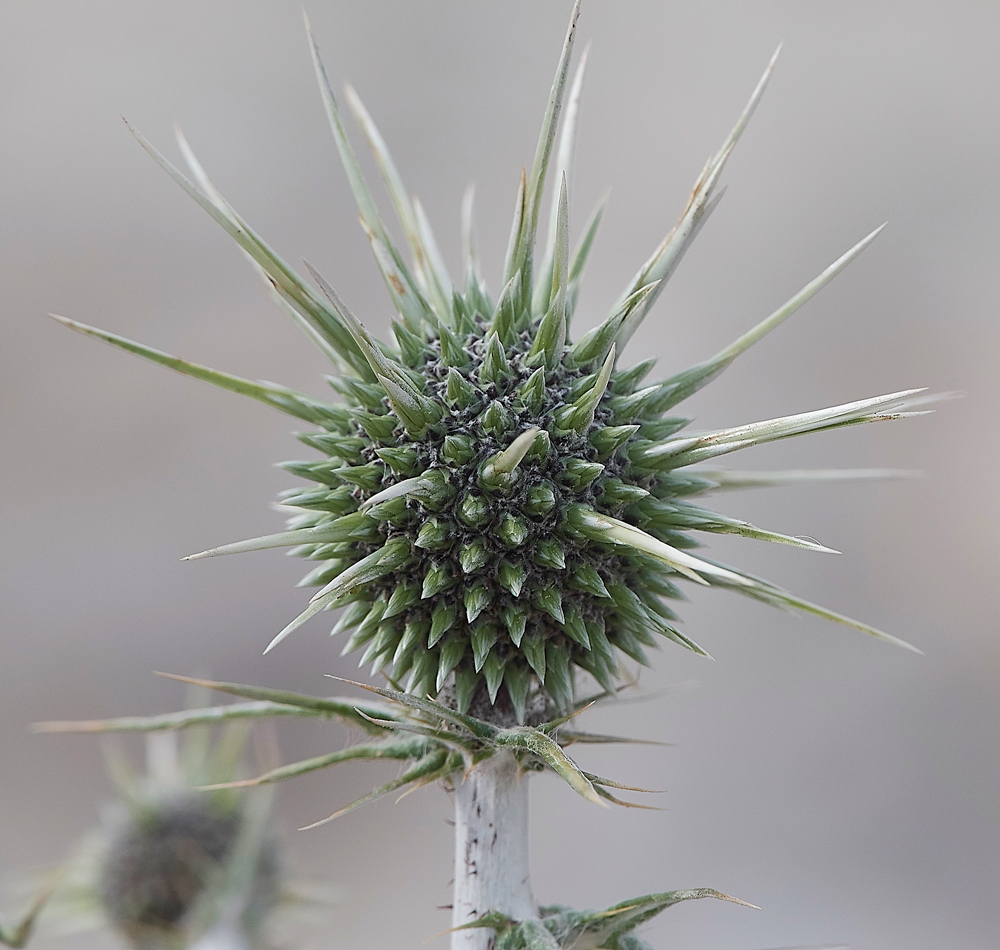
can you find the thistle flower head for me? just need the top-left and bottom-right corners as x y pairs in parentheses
(54, 2), (933, 720)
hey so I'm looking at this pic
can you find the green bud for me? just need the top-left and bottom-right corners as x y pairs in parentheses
(415, 516), (451, 551)
(365, 496), (410, 524)
(638, 417), (690, 440)
(464, 584), (492, 623)
(533, 586), (564, 624)
(436, 637), (467, 691)
(569, 563), (611, 599)
(384, 581), (420, 619)
(328, 376), (386, 412)
(503, 664), (531, 723)
(589, 424), (640, 460)
(393, 617), (428, 665)
(471, 621), (499, 671)
(441, 434), (476, 466)
(607, 385), (659, 422)
(516, 366), (546, 414)
(335, 464), (383, 492)
(480, 399), (513, 436)
(482, 651), (506, 703)
(521, 636), (546, 682)
(600, 479), (650, 506)
(405, 649), (436, 695)
(409, 468), (454, 510)
(458, 540), (490, 574)
(496, 513), (529, 548)
(392, 320), (428, 367)
(428, 601), (458, 647)
(498, 559), (528, 598)
(422, 562), (456, 599)
(458, 492), (491, 527)
(375, 445), (420, 475)
(562, 602), (591, 649)
(525, 482), (557, 516)
(560, 458), (604, 491)
(532, 539), (566, 571)
(454, 667), (478, 714)
(353, 409), (397, 442)
(445, 367), (477, 408)
(501, 603), (528, 647)
(438, 322), (469, 368)
(544, 643), (572, 708)
(610, 358), (657, 394)
(479, 331), (511, 386)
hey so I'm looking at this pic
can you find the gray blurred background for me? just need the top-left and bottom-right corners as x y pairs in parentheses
(1, 1), (997, 948)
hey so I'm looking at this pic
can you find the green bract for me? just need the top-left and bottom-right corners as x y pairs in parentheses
(54, 3), (928, 719)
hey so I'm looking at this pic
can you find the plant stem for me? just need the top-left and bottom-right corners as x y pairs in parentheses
(451, 752), (537, 950)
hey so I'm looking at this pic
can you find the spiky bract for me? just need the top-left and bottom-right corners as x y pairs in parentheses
(54, 3), (930, 719)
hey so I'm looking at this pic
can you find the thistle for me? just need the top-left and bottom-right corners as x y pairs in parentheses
(47, 2), (935, 947)
(26, 726), (282, 950)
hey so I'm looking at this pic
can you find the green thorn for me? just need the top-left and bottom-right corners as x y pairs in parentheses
(415, 516), (452, 551)
(441, 433), (476, 466)
(569, 563), (611, 599)
(501, 604), (528, 647)
(429, 601), (458, 647)
(532, 539), (567, 571)
(458, 492), (491, 527)
(496, 513), (530, 548)
(522, 636), (547, 682)
(459, 540), (491, 575)
(464, 584), (492, 623)
(516, 366), (547, 414)
(471, 622), (500, 671)
(498, 559), (529, 598)
(560, 458), (605, 492)
(525, 481), (557, 516)
(422, 562), (456, 599)
(533, 586), (565, 624)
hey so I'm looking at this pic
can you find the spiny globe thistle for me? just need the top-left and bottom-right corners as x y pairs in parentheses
(53, 3), (929, 720)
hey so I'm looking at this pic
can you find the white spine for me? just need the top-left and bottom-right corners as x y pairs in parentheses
(451, 752), (537, 950)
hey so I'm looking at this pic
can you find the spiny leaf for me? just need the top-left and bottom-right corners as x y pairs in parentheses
(646, 389), (931, 468)
(611, 46), (781, 351)
(503, 0), (581, 287)
(569, 506), (751, 587)
(701, 560), (922, 653)
(690, 467), (924, 492)
(344, 84), (453, 320)
(325, 676), (496, 739)
(183, 512), (376, 561)
(128, 121), (372, 378)
(305, 261), (443, 435)
(566, 888), (758, 948)
(570, 282), (658, 367)
(49, 315), (344, 426)
(651, 224), (887, 411)
(534, 43), (591, 315)
(152, 673), (400, 731)
(201, 736), (431, 789)
(298, 748), (451, 830)
(305, 16), (435, 330)
(493, 726), (606, 806)
(33, 701), (317, 734)
(556, 345), (615, 431)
